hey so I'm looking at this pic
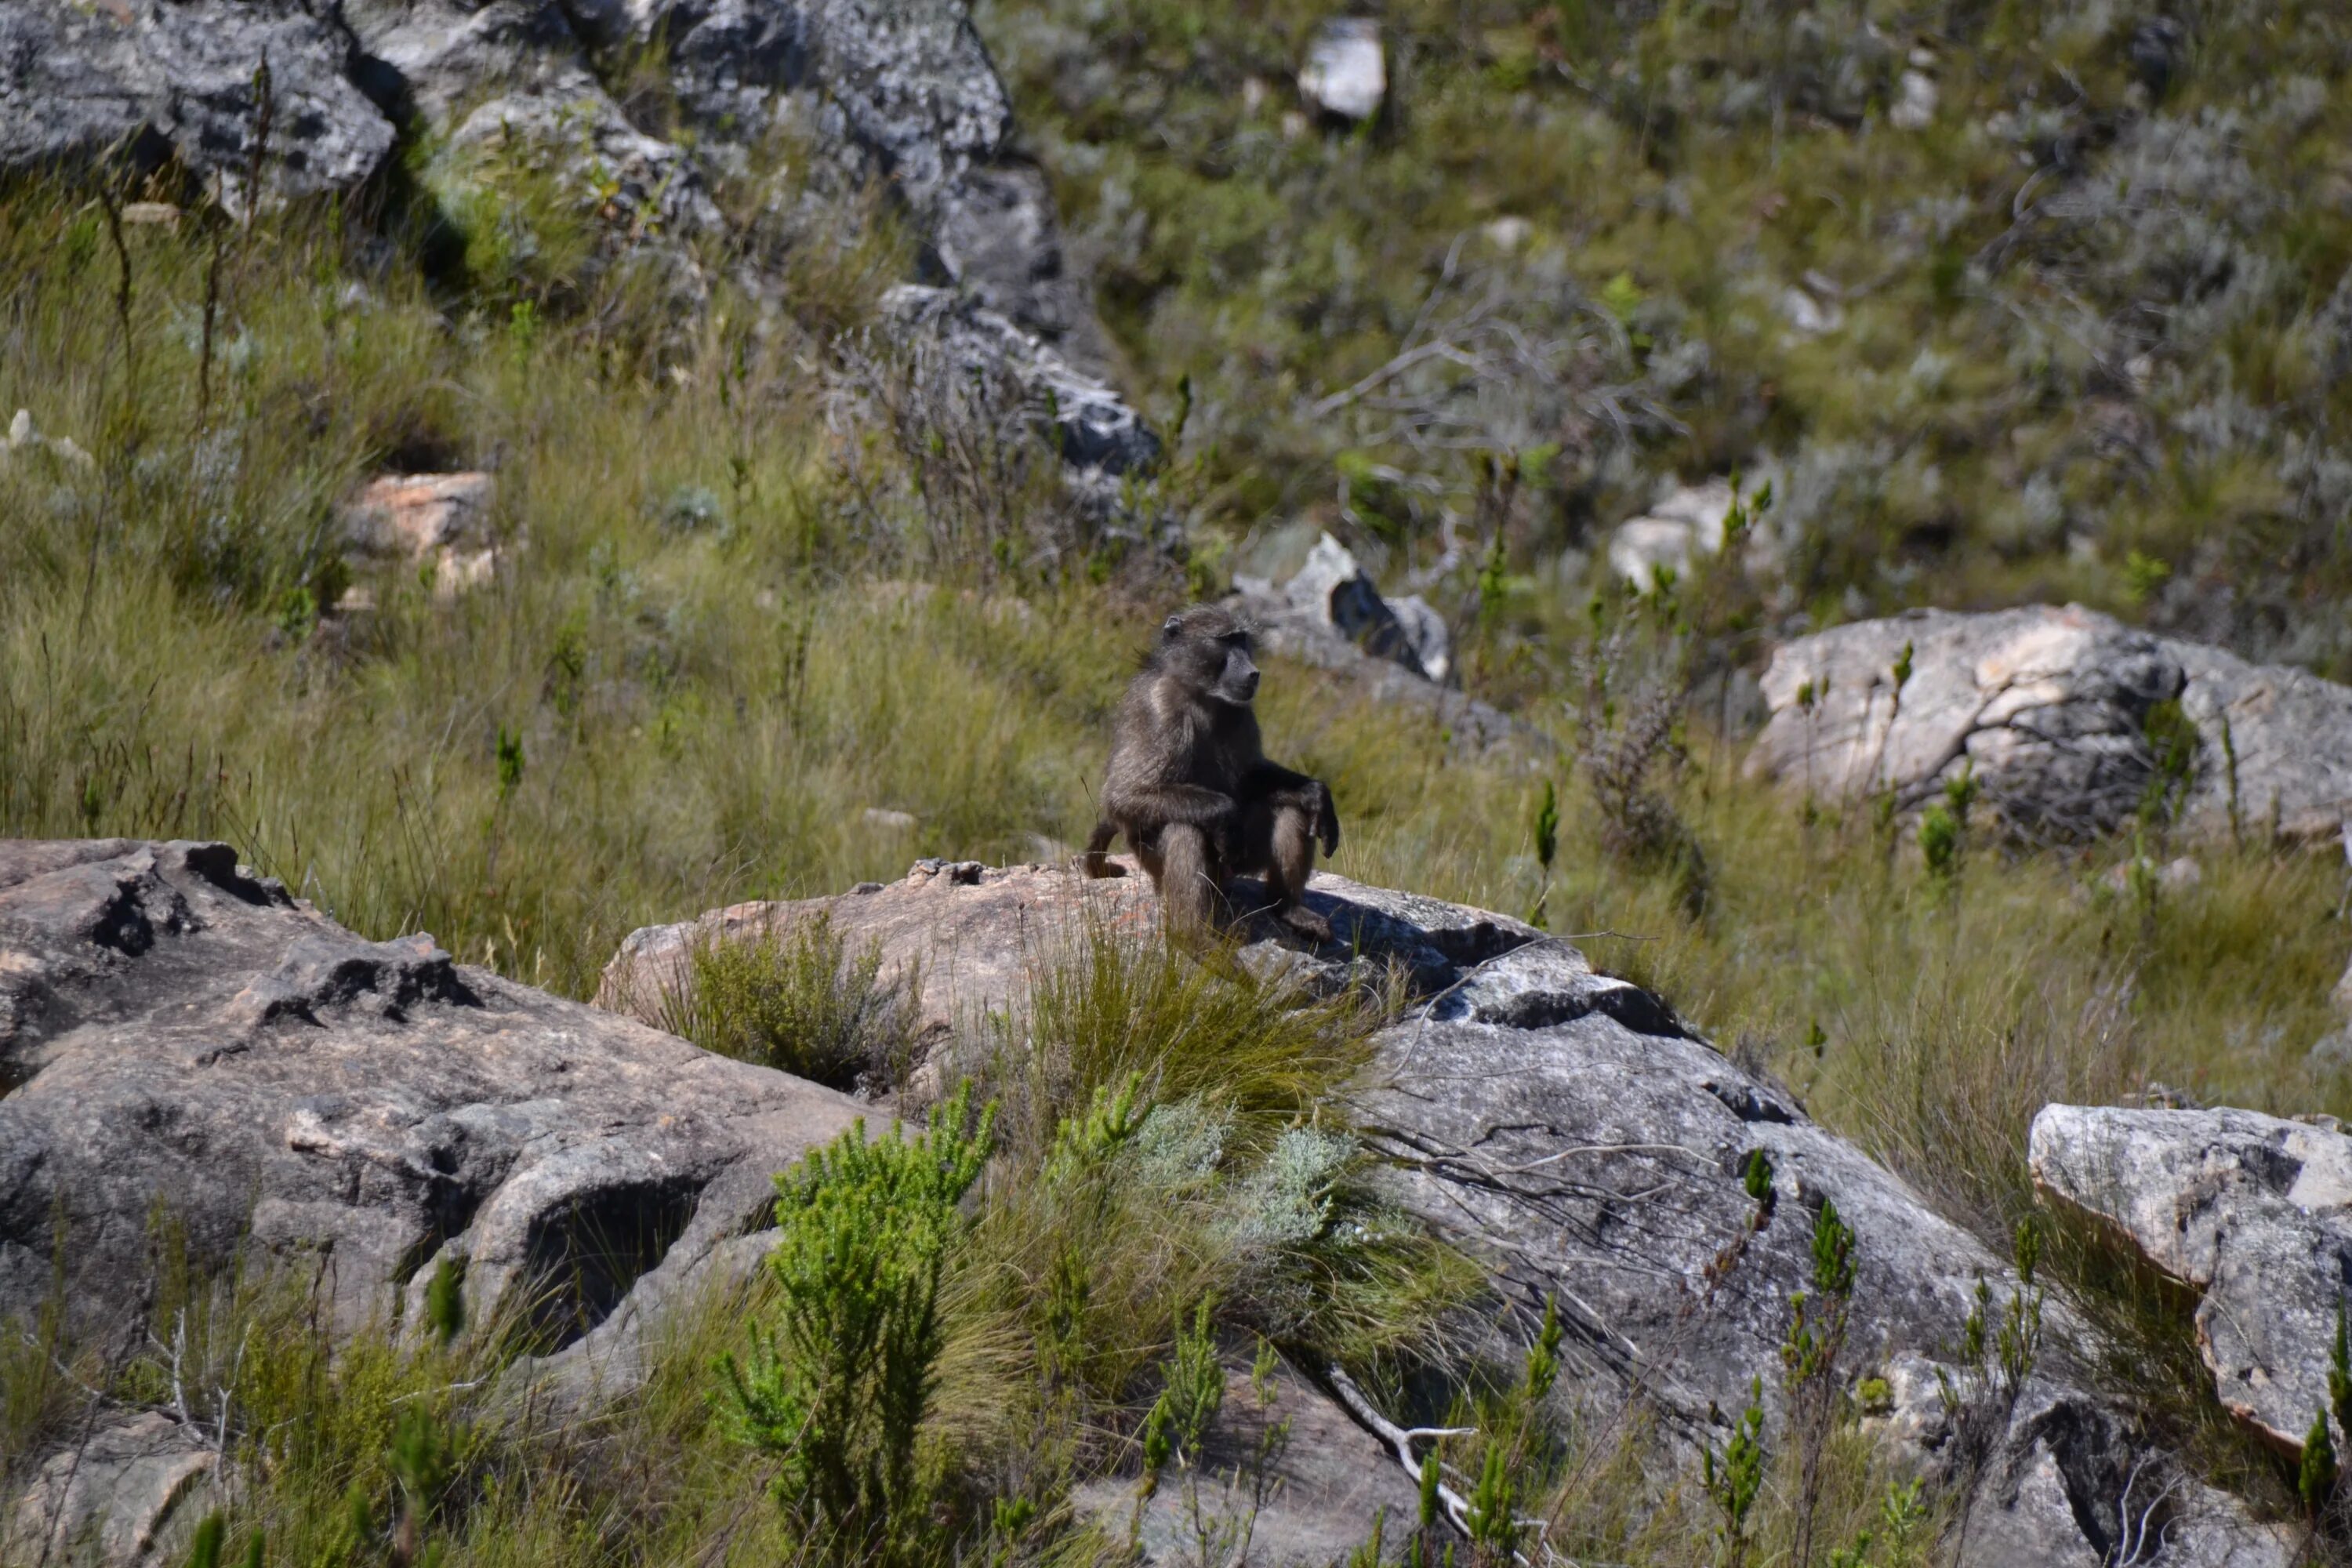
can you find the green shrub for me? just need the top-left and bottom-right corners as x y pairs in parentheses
(672, 913), (920, 1092)
(1917, 803), (1960, 880)
(725, 1083), (996, 1559)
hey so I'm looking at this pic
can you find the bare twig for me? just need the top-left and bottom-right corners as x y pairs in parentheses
(1321, 1364), (1479, 1533)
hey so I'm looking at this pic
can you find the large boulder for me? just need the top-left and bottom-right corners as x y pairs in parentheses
(599, 856), (1157, 1045)
(877, 285), (1159, 475)
(3, 1411), (219, 1567)
(1231, 535), (1529, 755)
(1748, 605), (2352, 844)
(2031, 1104), (2352, 1454)
(348, 0), (1099, 355)
(0, 0), (395, 207)
(612, 859), (2291, 1566)
(0, 837), (862, 1372)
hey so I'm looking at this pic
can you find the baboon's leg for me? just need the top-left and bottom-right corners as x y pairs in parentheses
(1153, 822), (1224, 934)
(1228, 799), (1331, 941)
(1261, 803), (1331, 940)
(1080, 820), (1125, 878)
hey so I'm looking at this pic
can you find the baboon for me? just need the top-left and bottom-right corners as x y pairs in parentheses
(1081, 604), (1341, 938)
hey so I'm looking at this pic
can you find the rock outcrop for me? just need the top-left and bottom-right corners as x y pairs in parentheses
(342, 471), (506, 598)
(3, 0), (1144, 466)
(1749, 604), (2352, 844)
(5, 1412), (220, 1567)
(0, 837), (866, 1555)
(878, 285), (1160, 476)
(1231, 535), (1527, 754)
(2031, 1104), (2352, 1454)
(0, 0), (395, 208)
(1606, 476), (1768, 587)
(615, 858), (2291, 1566)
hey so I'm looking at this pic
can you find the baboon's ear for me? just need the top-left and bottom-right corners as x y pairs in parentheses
(1163, 614), (1185, 639)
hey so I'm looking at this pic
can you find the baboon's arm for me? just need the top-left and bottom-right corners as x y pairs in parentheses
(1241, 763), (1341, 855)
(1241, 760), (1319, 797)
(1109, 781), (1240, 831)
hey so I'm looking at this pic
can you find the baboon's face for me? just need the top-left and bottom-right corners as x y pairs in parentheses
(1161, 610), (1261, 706)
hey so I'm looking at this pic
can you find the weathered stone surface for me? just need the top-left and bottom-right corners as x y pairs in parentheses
(342, 471), (509, 598)
(0, 0), (395, 205)
(877, 285), (1159, 474)
(2171, 639), (2352, 842)
(0, 839), (863, 1363)
(2, 1411), (216, 1568)
(1266, 532), (1449, 683)
(1229, 537), (1530, 754)
(599, 856), (1156, 1044)
(13, 0), (1144, 459)
(1356, 1008), (2287, 1566)
(1748, 605), (2352, 843)
(1072, 1356), (1421, 1566)
(1606, 477), (1755, 586)
(2030, 1104), (2352, 1453)
(608, 858), (2289, 1566)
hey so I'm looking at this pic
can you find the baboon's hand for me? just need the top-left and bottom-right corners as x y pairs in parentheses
(1315, 782), (1341, 856)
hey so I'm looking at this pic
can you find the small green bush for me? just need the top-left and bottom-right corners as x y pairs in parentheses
(1918, 803), (1960, 880)
(726, 1083), (996, 1559)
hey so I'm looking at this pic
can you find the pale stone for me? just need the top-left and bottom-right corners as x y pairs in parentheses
(1298, 19), (1385, 122)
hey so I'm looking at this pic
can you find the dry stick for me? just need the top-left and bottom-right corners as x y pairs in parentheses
(1319, 1366), (1477, 1529)
(242, 53), (274, 239)
(197, 177), (225, 430)
(82, 185), (136, 638)
(1322, 1368), (1556, 1564)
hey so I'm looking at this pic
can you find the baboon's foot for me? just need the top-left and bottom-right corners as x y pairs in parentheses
(1080, 851), (1127, 879)
(1279, 904), (1334, 942)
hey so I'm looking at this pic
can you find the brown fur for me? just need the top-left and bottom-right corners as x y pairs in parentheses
(1081, 605), (1340, 938)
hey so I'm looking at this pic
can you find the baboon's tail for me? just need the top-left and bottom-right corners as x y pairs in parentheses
(1080, 820), (1124, 878)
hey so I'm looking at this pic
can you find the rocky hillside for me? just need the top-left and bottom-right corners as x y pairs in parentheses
(5, 0), (2352, 1564)
(983, 0), (2352, 674)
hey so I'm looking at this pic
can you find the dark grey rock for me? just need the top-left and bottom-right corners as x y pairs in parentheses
(11, 0), (1149, 474)
(0, 0), (394, 205)
(1750, 604), (2352, 844)
(876, 285), (1158, 474)
(0, 838), (862, 1360)
(1352, 978), (2288, 1566)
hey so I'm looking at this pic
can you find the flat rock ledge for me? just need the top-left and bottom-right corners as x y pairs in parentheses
(612, 859), (2292, 1567)
(2032, 1104), (2352, 1454)
(1748, 604), (2352, 844)
(0, 839), (866, 1562)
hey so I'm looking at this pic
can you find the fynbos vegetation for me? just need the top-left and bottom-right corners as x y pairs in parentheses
(3, 0), (2351, 1562)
